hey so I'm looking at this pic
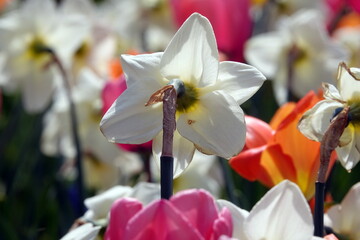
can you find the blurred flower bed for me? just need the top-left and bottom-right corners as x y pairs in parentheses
(1, 0), (360, 239)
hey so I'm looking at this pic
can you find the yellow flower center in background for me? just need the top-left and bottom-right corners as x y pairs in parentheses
(26, 37), (50, 61)
(176, 82), (199, 113)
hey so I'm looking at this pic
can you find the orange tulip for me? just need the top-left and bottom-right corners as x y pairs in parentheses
(230, 91), (336, 199)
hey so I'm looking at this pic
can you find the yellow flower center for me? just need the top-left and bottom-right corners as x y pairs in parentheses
(348, 98), (360, 125)
(176, 81), (199, 113)
(25, 37), (50, 60)
(289, 44), (308, 66)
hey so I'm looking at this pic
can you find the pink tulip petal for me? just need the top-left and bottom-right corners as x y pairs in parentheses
(102, 75), (127, 114)
(170, 189), (219, 239)
(104, 198), (143, 240)
(211, 207), (233, 240)
(123, 200), (202, 240)
(170, 0), (251, 62)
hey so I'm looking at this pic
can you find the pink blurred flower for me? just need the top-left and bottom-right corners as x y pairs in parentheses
(326, 0), (360, 14)
(170, 0), (252, 62)
(105, 189), (233, 240)
(102, 75), (152, 153)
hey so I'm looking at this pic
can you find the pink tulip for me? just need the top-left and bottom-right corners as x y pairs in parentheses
(170, 0), (252, 62)
(105, 189), (233, 240)
(326, 0), (360, 13)
(102, 75), (152, 153)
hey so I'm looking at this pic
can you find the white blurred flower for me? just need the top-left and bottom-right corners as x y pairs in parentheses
(100, 13), (266, 177)
(174, 151), (224, 197)
(298, 62), (360, 171)
(83, 182), (160, 222)
(41, 68), (141, 189)
(59, 0), (118, 79)
(333, 26), (360, 68)
(325, 182), (360, 239)
(0, 0), (89, 112)
(60, 223), (100, 240)
(245, 10), (348, 104)
(218, 180), (322, 240)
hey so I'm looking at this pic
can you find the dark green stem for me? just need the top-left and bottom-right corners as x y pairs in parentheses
(46, 49), (85, 216)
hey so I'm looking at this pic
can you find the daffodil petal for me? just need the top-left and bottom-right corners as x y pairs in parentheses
(217, 200), (249, 240)
(60, 223), (100, 240)
(336, 125), (360, 171)
(325, 182), (360, 238)
(322, 82), (343, 101)
(160, 13), (218, 87)
(298, 100), (343, 142)
(120, 52), (166, 88)
(244, 32), (284, 78)
(337, 62), (360, 101)
(244, 180), (313, 240)
(177, 91), (246, 159)
(22, 68), (54, 113)
(216, 61), (266, 105)
(100, 81), (163, 144)
(152, 130), (196, 178)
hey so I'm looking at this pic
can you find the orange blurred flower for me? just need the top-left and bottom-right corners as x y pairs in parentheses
(230, 91), (336, 199)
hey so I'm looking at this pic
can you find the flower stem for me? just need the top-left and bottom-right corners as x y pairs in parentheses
(46, 49), (86, 216)
(160, 87), (177, 199)
(314, 106), (349, 237)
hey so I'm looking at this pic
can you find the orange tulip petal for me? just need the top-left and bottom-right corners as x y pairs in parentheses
(230, 146), (273, 187)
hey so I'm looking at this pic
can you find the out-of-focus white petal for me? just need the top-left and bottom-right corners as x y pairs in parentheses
(174, 152), (223, 197)
(215, 61), (266, 105)
(22, 67), (54, 113)
(84, 185), (132, 220)
(244, 180), (313, 240)
(244, 32), (285, 78)
(160, 13), (218, 88)
(48, 14), (90, 64)
(325, 182), (360, 239)
(177, 91), (246, 159)
(152, 130), (196, 178)
(129, 182), (160, 205)
(298, 100), (343, 142)
(337, 63), (360, 101)
(100, 81), (163, 144)
(336, 124), (360, 171)
(121, 53), (166, 89)
(60, 223), (100, 240)
(217, 200), (249, 240)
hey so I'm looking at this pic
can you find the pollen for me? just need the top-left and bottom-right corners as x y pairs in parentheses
(176, 82), (199, 113)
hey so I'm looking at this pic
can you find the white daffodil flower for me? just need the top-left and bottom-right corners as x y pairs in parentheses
(245, 10), (348, 104)
(59, 0), (118, 79)
(41, 69), (141, 189)
(298, 62), (360, 171)
(325, 182), (360, 239)
(60, 223), (100, 240)
(218, 180), (322, 240)
(333, 26), (360, 68)
(100, 13), (266, 177)
(0, 0), (89, 113)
